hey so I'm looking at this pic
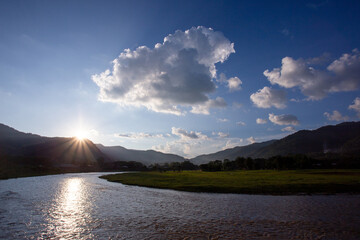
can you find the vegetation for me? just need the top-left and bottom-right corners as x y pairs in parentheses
(199, 154), (360, 171)
(100, 169), (360, 195)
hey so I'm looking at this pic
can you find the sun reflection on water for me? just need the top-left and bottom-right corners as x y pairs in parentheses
(44, 177), (94, 239)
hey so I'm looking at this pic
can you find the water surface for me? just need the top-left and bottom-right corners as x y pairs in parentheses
(1, 172), (359, 239)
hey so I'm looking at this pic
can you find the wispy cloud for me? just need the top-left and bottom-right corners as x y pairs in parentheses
(236, 121), (246, 126)
(281, 126), (296, 132)
(324, 110), (349, 121)
(117, 132), (164, 139)
(256, 118), (267, 124)
(217, 118), (229, 122)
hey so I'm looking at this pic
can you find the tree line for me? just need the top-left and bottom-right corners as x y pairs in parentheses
(199, 154), (360, 171)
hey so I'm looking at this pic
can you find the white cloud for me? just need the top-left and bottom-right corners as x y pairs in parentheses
(92, 26), (235, 115)
(256, 118), (267, 124)
(269, 113), (299, 126)
(227, 77), (242, 91)
(264, 49), (360, 100)
(324, 110), (349, 121)
(236, 121), (246, 126)
(190, 97), (226, 115)
(118, 132), (164, 139)
(171, 127), (207, 140)
(218, 73), (242, 92)
(349, 97), (360, 118)
(247, 136), (256, 144)
(217, 118), (229, 122)
(223, 138), (243, 150)
(281, 126), (296, 132)
(250, 86), (287, 109)
(153, 134), (244, 158)
(214, 132), (229, 138)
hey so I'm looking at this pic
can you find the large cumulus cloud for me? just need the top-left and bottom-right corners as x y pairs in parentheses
(264, 49), (360, 100)
(92, 26), (235, 115)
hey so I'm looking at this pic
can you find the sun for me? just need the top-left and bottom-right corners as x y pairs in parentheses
(75, 130), (87, 141)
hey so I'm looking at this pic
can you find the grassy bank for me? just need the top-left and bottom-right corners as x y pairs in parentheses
(100, 169), (360, 195)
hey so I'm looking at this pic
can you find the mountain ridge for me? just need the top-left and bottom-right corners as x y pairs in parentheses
(1, 121), (360, 168)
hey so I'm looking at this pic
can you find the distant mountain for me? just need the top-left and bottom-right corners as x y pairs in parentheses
(190, 140), (276, 165)
(191, 122), (360, 164)
(252, 121), (360, 158)
(0, 123), (106, 165)
(0, 123), (109, 179)
(96, 144), (185, 166)
(1, 121), (359, 178)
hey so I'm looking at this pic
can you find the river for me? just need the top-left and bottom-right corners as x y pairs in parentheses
(0, 172), (359, 239)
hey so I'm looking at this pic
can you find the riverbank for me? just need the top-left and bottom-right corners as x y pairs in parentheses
(100, 169), (360, 195)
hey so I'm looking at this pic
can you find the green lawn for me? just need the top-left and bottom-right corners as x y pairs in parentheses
(100, 169), (360, 195)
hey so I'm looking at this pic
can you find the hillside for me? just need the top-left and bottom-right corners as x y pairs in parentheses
(253, 121), (360, 158)
(0, 124), (108, 179)
(190, 140), (276, 165)
(1, 121), (359, 178)
(97, 144), (185, 166)
(190, 122), (360, 164)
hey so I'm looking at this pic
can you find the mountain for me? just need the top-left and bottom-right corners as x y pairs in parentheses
(0, 123), (108, 179)
(190, 122), (360, 164)
(252, 121), (360, 158)
(190, 140), (276, 165)
(1, 121), (359, 178)
(96, 144), (185, 166)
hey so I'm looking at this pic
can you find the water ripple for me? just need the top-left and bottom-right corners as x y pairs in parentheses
(0, 173), (359, 239)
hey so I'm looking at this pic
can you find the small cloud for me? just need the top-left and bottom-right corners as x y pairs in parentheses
(281, 126), (296, 132)
(118, 132), (164, 139)
(232, 102), (243, 108)
(223, 138), (243, 150)
(217, 118), (229, 122)
(218, 73), (242, 92)
(250, 86), (287, 109)
(269, 113), (299, 126)
(214, 132), (229, 138)
(227, 77), (242, 91)
(256, 118), (267, 124)
(171, 127), (207, 140)
(236, 121), (246, 126)
(247, 136), (256, 144)
(324, 110), (349, 121)
(290, 98), (302, 102)
(349, 97), (360, 118)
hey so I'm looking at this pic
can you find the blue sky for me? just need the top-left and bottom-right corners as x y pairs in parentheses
(1, 0), (360, 157)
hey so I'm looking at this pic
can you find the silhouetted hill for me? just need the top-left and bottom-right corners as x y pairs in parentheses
(253, 121), (360, 158)
(96, 144), (185, 166)
(191, 122), (360, 164)
(0, 123), (110, 179)
(190, 140), (276, 165)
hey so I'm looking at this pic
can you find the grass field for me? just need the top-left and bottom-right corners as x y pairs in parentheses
(100, 169), (360, 195)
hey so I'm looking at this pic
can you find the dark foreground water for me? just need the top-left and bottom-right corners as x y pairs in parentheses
(0, 173), (359, 239)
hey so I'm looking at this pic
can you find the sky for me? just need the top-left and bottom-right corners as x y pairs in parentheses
(1, 0), (360, 158)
